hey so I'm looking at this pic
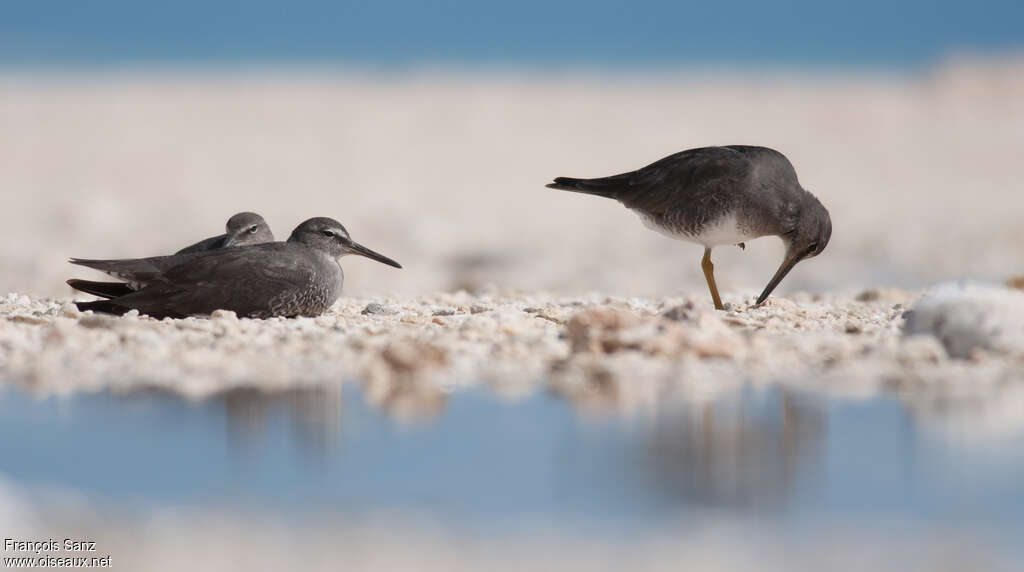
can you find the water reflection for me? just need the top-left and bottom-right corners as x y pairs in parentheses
(220, 374), (449, 462)
(223, 385), (343, 456)
(0, 378), (1022, 539)
(361, 376), (447, 424)
(362, 338), (450, 423)
(906, 381), (1024, 448)
(214, 383), (828, 510)
(639, 390), (825, 509)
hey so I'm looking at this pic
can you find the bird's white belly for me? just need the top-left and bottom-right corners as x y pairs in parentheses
(635, 211), (754, 247)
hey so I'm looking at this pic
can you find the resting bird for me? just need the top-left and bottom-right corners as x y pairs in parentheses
(67, 217), (401, 318)
(547, 145), (831, 309)
(176, 211), (275, 255)
(68, 211), (275, 300)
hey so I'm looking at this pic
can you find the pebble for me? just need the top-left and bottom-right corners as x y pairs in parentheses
(904, 282), (1024, 359)
(60, 302), (82, 319)
(212, 309), (239, 321)
(362, 303), (398, 316)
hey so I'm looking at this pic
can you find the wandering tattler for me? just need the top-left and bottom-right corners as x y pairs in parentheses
(176, 211), (275, 255)
(67, 212), (275, 300)
(67, 217), (401, 319)
(547, 145), (831, 309)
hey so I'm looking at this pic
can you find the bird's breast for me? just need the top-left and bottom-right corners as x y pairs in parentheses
(634, 210), (758, 247)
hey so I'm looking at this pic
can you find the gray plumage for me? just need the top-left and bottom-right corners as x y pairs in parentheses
(547, 145), (831, 308)
(68, 212), (276, 300)
(68, 217), (401, 319)
(176, 212), (275, 255)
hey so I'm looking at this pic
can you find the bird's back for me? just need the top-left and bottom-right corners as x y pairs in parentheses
(548, 146), (761, 210)
(175, 234), (229, 255)
(74, 242), (342, 318)
(154, 242), (337, 317)
(548, 145), (807, 241)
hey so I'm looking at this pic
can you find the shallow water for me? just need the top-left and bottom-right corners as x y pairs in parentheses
(2, 382), (1022, 546)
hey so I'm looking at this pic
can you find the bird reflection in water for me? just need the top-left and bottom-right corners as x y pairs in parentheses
(640, 389), (826, 509)
(219, 360), (449, 462)
(361, 338), (450, 424)
(222, 385), (343, 459)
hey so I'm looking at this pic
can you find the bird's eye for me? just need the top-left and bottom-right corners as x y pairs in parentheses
(248, 225), (258, 234)
(322, 230), (335, 238)
(807, 242), (819, 253)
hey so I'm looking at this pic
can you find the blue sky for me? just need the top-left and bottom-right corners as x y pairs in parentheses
(2, 1), (1022, 68)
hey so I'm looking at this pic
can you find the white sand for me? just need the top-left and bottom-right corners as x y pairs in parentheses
(2, 287), (1021, 406)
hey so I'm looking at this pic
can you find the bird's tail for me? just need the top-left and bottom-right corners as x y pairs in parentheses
(74, 299), (131, 316)
(69, 257), (164, 283)
(545, 174), (631, 199)
(67, 279), (134, 299)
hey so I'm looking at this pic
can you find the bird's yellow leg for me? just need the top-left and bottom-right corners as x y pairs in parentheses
(701, 248), (725, 310)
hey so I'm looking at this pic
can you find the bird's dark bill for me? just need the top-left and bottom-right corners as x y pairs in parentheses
(347, 241), (402, 268)
(756, 253), (802, 305)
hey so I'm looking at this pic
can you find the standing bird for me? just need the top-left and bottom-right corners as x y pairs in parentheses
(67, 211), (276, 300)
(67, 217), (401, 318)
(547, 146), (831, 310)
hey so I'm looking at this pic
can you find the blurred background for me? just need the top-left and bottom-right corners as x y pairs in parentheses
(1, 0), (1023, 299)
(2, 2), (1023, 570)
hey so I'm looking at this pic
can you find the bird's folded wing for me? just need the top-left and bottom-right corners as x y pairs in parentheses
(616, 147), (754, 213)
(130, 245), (318, 316)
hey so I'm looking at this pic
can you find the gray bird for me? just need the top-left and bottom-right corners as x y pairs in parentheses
(67, 217), (401, 319)
(547, 145), (831, 309)
(68, 211), (276, 300)
(176, 211), (275, 255)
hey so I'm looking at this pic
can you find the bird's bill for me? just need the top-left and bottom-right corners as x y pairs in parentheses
(345, 241), (402, 268)
(222, 235), (237, 248)
(755, 252), (802, 305)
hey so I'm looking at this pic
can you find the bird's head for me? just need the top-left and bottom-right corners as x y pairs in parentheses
(223, 212), (275, 247)
(288, 217), (402, 268)
(757, 193), (831, 304)
(786, 194), (831, 261)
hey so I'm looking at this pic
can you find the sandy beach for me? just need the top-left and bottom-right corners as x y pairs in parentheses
(2, 61), (1024, 572)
